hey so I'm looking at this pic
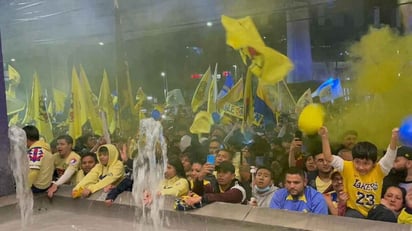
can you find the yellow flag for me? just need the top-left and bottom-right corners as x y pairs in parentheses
(7, 65), (21, 98)
(8, 65), (21, 84)
(217, 77), (244, 109)
(98, 70), (116, 134)
(221, 15), (293, 84)
(52, 88), (67, 113)
(135, 87), (146, 106)
(68, 67), (88, 140)
(191, 66), (211, 112)
(23, 72), (53, 141)
(190, 111), (212, 134)
(221, 15), (265, 55)
(79, 65), (103, 136)
(133, 87), (146, 116)
(8, 113), (19, 126)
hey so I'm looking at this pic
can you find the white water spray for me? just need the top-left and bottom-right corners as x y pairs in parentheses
(8, 125), (33, 229)
(132, 117), (167, 230)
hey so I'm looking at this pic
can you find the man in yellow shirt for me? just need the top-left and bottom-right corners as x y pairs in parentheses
(47, 134), (80, 198)
(23, 125), (54, 193)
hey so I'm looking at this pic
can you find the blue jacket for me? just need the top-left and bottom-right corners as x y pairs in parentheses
(269, 186), (328, 215)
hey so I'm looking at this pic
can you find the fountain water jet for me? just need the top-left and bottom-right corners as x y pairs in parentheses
(8, 125), (33, 229)
(132, 117), (168, 230)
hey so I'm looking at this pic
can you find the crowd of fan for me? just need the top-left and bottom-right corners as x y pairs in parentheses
(22, 114), (412, 225)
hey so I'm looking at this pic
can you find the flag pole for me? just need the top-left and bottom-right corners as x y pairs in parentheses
(42, 89), (54, 135)
(213, 63), (218, 111)
(281, 79), (297, 106)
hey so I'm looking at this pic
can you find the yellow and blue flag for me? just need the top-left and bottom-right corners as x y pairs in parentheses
(217, 77), (243, 109)
(217, 73), (234, 99)
(254, 81), (276, 126)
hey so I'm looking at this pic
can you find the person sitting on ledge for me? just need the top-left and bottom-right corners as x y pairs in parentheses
(23, 125), (55, 194)
(367, 185), (405, 223)
(185, 161), (246, 206)
(48, 135), (81, 198)
(398, 187), (412, 224)
(72, 144), (124, 198)
(269, 167), (328, 214)
(249, 166), (279, 207)
(75, 152), (98, 185)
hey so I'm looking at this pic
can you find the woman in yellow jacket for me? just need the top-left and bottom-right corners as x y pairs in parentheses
(72, 144), (124, 198)
(159, 156), (189, 197)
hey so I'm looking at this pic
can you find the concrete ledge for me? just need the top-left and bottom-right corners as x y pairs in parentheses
(1, 186), (411, 231)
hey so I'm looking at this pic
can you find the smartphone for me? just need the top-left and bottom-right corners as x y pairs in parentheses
(294, 130), (303, 140)
(206, 154), (215, 165)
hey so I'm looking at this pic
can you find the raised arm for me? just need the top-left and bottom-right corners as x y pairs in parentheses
(379, 128), (399, 175)
(288, 138), (303, 167)
(319, 127), (333, 162)
(319, 126), (344, 171)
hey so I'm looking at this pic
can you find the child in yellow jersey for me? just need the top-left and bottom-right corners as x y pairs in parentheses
(320, 126), (398, 218)
(72, 144), (124, 198)
(159, 157), (190, 197)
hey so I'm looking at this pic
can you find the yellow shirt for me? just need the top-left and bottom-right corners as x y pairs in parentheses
(28, 140), (54, 189)
(160, 176), (189, 197)
(75, 170), (86, 185)
(73, 144), (125, 194)
(54, 151), (81, 184)
(315, 177), (331, 193)
(398, 208), (412, 224)
(342, 160), (384, 217)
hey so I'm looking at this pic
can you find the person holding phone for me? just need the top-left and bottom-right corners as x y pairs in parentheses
(186, 161), (246, 206)
(288, 130), (306, 169)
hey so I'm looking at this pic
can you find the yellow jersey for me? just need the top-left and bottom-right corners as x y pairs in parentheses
(54, 151), (81, 184)
(28, 140), (54, 189)
(342, 160), (384, 217)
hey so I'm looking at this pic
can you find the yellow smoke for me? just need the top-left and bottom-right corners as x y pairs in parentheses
(326, 26), (412, 149)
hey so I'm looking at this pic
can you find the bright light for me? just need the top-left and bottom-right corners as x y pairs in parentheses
(206, 21), (213, 27)
(98, 42), (104, 46)
(147, 96), (153, 100)
(10, 58), (15, 62)
(161, 72), (166, 77)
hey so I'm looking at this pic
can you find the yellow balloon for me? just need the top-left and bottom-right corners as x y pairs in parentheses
(298, 104), (325, 135)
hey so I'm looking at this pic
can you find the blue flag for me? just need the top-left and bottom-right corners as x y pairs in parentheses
(312, 78), (343, 103)
(217, 73), (234, 99)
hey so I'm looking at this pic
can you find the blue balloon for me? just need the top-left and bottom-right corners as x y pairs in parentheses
(212, 112), (220, 124)
(151, 110), (161, 121)
(399, 116), (412, 147)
